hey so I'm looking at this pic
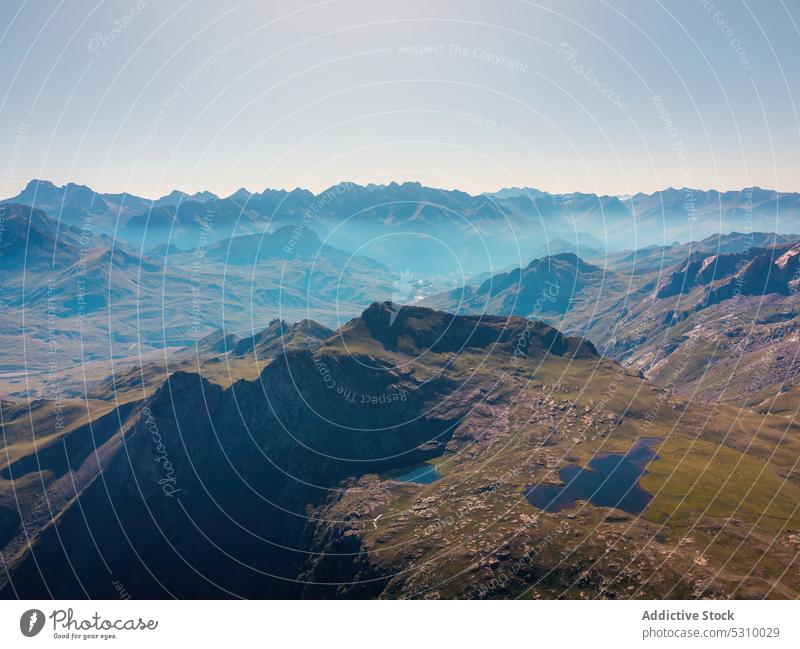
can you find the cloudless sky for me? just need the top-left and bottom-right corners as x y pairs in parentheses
(0, 0), (798, 198)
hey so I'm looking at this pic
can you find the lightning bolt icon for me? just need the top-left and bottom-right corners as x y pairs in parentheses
(28, 611), (38, 632)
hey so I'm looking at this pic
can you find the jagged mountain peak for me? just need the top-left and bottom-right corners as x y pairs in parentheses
(344, 301), (597, 359)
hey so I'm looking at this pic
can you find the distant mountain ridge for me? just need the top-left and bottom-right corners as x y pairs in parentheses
(9, 179), (799, 222)
(6, 179), (800, 259)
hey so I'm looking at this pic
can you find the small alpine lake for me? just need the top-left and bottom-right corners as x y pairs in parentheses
(525, 437), (661, 514)
(385, 462), (442, 484)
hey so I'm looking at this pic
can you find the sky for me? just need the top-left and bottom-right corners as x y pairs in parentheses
(0, 0), (798, 199)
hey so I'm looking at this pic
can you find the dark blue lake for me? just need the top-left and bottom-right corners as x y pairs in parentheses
(525, 438), (660, 514)
(390, 462), (442, 484)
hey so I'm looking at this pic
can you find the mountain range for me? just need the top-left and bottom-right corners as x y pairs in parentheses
(6, 179), (800, 276)
(2, 178), (800, 600)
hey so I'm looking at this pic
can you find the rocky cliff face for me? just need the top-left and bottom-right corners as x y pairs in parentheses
(652, 243), (800, 304)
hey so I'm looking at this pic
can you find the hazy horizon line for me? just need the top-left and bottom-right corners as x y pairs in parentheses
(3, 177), (798, 204)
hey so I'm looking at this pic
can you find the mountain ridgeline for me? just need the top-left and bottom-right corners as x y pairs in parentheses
(423, 232), (800, 402)
(5, 179), (800, 276)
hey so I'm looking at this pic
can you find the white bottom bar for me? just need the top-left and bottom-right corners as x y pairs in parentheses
(1, 600), (797, 648)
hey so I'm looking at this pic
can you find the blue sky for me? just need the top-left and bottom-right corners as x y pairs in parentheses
(0, 0), (798, 198)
